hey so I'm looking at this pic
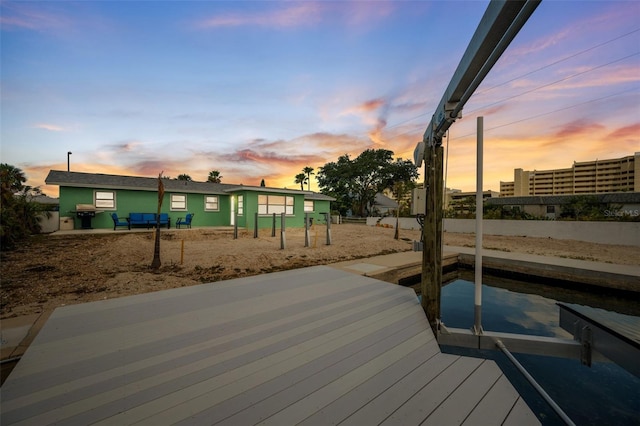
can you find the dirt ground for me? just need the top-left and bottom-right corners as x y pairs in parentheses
(1, 224), (639, 320)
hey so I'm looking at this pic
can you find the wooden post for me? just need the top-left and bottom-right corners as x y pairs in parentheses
(421, 144), (444, 334)
(272, 213), (276, 237)
(280, 213), (286, 249)
(254, 212), (259, 238)
(304, 213), (310, 247)
(325, 213), (332, 245)
(233, 210), (238, 239)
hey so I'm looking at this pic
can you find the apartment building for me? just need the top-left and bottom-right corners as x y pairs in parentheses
(500, 152), (639, 197)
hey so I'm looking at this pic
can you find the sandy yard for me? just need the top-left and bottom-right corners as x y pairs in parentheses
(1, 223), (639, 320)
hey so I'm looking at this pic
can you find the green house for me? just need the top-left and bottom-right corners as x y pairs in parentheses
(45, 170), (334, 231)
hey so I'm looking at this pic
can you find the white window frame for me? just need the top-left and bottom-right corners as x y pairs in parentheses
(205, 195), (219, 211)
(258, 195), (294, 215)
(237, 195), (244, 216)
(171, 194), (187, 211)
(94, 191), (115, 209)
(304, 200), (314, 212)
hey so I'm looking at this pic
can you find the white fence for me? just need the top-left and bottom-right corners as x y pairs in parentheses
(366, 217), (640, 247)
(38, 211), (60, 233)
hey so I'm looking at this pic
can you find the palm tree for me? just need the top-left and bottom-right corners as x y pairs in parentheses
(151, 172), (164, 269)
(0, 163), (27, 195)
(207, 170), (222, 183)
(302, 166), (314, 191)
(294, 173), (307, 191)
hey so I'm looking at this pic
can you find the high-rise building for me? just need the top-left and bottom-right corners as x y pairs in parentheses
(500, 153), (639, 197)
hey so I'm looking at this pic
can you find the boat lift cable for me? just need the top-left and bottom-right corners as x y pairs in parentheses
(496, 340), (577, 426)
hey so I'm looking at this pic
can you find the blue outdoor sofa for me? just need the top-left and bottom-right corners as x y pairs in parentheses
(128, 213), (171, 229)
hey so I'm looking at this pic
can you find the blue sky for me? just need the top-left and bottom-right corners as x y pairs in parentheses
(1, 0), (638, 197)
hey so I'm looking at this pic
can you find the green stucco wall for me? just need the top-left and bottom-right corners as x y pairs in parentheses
(59, 186), (232, 230)
(58, 186), (329, 231)
(233, 192), (331, 230)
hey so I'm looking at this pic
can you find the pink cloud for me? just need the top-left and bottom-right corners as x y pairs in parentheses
(196, 3), (323, 29)
(0, 3), (72, 32)
(607, 123), (640, 141)
(194, 1), (397, 31)
(552, 119), (606, 139)
(34, 123), (66, 132)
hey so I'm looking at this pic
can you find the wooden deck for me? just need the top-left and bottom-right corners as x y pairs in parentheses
(1, 266), (539, 425)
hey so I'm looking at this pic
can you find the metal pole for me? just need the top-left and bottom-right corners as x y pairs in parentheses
(475, 116), (483, 335)
(67, 151), (72, 172)
(280, 212), (286, 249)
(304, 213), (310, 247)
(496, 340), (576, 426)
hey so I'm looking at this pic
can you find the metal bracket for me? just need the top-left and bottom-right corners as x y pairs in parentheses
(580, 325), (592, 367)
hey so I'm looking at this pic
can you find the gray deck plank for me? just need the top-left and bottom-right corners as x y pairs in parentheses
(2, 281), (402, 420)
(503, 397), (542, 426)
(296, 342), (441, 426)
(4, 281), (398, 402)
(6, 293), (418, 425)
(93, 300), (423, 425)
(202, 318), (429, 426)
(462, 375), (521, 426)
(379, 357), (485, 425)
(1, 265), (540, 426)
(257, 331), (433, 426)
(339, 352), (461, 426)
(421, 360), (503, 425)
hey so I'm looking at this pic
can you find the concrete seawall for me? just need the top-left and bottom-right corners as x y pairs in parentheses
(366, 217), (640, 247)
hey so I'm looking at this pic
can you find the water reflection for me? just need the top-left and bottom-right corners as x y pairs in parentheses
(440, 277), (640, 426)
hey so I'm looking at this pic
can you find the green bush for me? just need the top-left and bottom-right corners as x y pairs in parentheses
(1, 164), (46, 250)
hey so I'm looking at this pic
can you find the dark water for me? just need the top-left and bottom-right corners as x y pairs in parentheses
(439, 276), (640, 426)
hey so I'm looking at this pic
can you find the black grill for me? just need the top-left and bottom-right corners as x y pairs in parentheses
(75, 206), (97, 229)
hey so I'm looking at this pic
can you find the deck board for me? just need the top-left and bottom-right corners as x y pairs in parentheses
(1, 265), (539, 426)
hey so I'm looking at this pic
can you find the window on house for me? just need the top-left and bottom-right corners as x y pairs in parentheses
(237, 195), (244, 216)
(304, 200), (314, 212)
(546, 205), (555, 214)
(171, 194), (187, 211)
(258, 195), (294, 215)
(95, 191), (115, 209)
(205, 195), (219, 211)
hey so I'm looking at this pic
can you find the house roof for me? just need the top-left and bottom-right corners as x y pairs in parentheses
(487, 192), (640, 205)
(46, 170), (231, 194)
(45, 170), (335, 201)
(304, 192), (335, 201)
(373, 193), (399, 209)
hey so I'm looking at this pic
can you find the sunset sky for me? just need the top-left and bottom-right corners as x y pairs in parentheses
(1, 1), (638, 197)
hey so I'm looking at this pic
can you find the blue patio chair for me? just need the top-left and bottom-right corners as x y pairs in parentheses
(176, 213), (194, 229)
(111, 213), (130, 230)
